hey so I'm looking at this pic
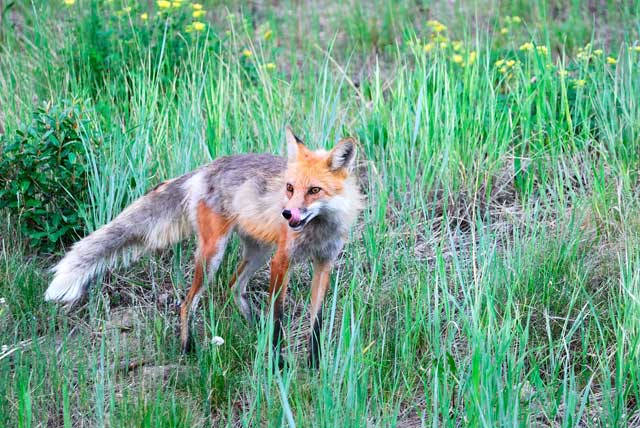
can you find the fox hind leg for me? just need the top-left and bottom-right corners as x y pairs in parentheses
(180, 202), (232, 354)
(180, 257), (205, 354)
(230, 236), (271, 324)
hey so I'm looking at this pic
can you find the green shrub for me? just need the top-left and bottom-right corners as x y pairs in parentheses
(0, 99), (96, 253)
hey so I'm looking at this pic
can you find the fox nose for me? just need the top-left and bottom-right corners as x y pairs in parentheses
(282, 209), (292, 220)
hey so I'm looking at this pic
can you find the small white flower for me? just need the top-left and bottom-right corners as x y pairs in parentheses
(211, 336), (224, 346)
(1, 345), (9, 353)
(0, 298), (6, 305)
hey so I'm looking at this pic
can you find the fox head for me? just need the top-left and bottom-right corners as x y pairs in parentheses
(281, 126), (361, 232)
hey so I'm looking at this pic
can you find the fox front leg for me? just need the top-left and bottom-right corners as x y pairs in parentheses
(268, 240), (290, 371)
(309, 260), (332, 369)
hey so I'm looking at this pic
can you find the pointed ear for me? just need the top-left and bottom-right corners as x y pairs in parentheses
(329, 137), (357, 172)
(285, 126), (304, 162)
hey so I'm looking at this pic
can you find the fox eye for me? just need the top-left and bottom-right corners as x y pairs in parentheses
(308, 186), (321, 195)
(286, 183), (294, 193)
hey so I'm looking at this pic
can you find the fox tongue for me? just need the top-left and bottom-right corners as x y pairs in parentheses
(288, 208), (301, 225)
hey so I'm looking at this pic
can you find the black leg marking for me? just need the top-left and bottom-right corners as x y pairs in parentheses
(309, 308), (323, 369)
(272, 304), (286, 371)
(181, 323), (196, 355)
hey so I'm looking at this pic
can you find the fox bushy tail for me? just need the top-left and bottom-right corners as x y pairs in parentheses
(45, 175), (196, 303)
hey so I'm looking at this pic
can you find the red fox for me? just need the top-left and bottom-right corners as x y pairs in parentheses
(44, 126), (363, 367)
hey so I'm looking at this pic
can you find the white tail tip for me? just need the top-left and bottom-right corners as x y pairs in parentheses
(44, 272), (86, 303)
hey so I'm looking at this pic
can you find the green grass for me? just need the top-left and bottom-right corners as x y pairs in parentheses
(1, 0), (640, 426)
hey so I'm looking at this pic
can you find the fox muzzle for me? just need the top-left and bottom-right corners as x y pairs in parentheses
(282, 208), (309, 230)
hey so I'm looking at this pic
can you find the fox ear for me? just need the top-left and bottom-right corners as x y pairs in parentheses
(285, 126), (304, 162)
(329, 137), (356, 172)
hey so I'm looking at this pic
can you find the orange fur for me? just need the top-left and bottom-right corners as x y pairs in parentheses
(310, 260), (331, 333)
(287, 146), (346, 195)
(282, 144), (353, 216)
(236, 218), (281, 244)
(269, 226), (291, 305)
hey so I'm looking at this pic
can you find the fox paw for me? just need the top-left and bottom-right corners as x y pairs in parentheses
(272, 353), (287, 372)
(180, 334), (196, 355)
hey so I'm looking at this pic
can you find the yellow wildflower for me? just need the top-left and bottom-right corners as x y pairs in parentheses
(573, 79), (586, 88)
(499, 66), (508, 74)
(633, 46), (640, 52)
(242, 49), (252, 57)
(141, 12), (148, 20)
(427, 19), (447, 33)
(558, 69), (568, 77)
(157, 0), (171, 9)
(467, 51), (477, 65)
(452, 41), (463, 51)
(192, 21), (205, 31)
(431, 34), (448, 43)
(193, 10), (205, 18)
(63, 0), (75, 5)
(433, 23), (447, 33)
(495, 59), (505, 67)
(185, 24), (193, 33)
(505, 16), (521, 25)
(593, 49), (603, 56)
(500, 27), (509, 35)
(439, 42), (448, 49)
(423, 43), (434, 53)
(606, 56), (617, 64)
(172, 1), (182, 7)
(265, 63), (276, 70)
(536, 46), (548, 55)
(192, 3), (203, 10)
(263, 29), (273, 40)
(519, 42), (534, 52)
(452, 54), (463, 64)
(506, 59), (516, 67)
(576, 44), (592, 59)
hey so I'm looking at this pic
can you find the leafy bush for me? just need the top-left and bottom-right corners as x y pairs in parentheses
(0, 99), (96, 253)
